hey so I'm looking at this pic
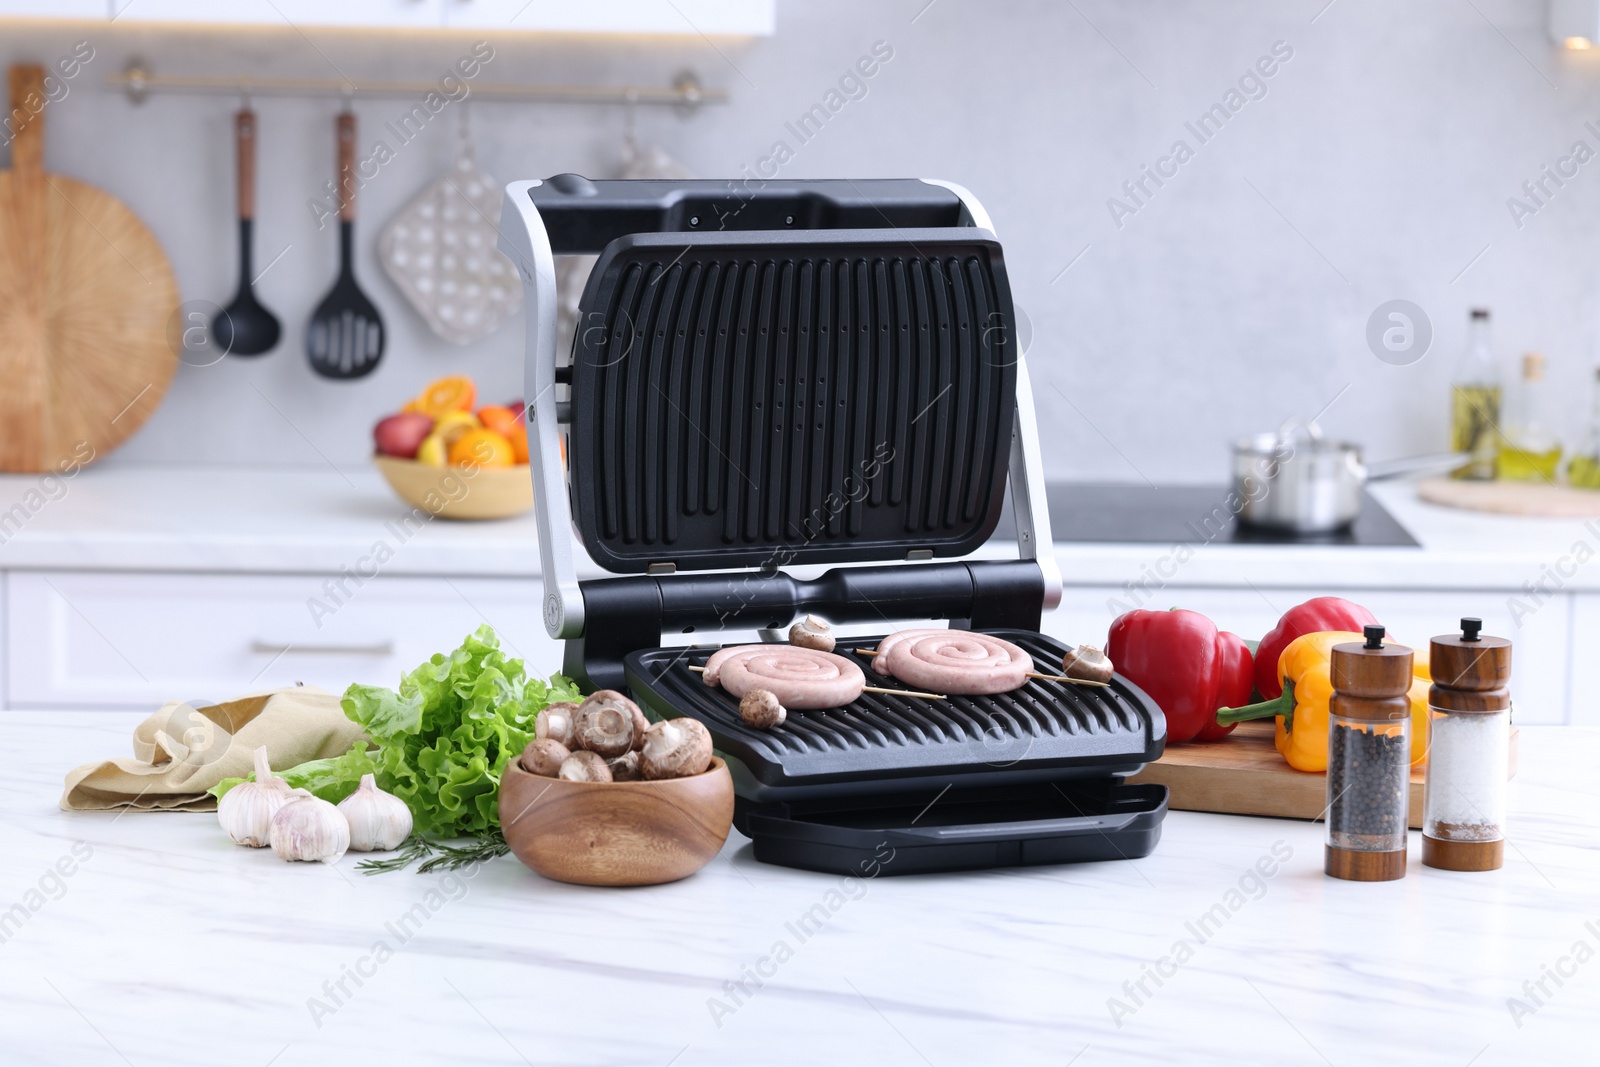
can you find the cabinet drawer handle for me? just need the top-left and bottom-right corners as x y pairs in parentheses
(250, 640), (396, 657)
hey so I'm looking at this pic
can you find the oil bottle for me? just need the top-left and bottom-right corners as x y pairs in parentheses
(1498, 352), (1561, 482)
(1568, 368), (1600, 488)
(1450, 308), (1501, 481)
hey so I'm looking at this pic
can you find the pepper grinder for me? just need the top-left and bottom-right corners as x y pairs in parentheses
(1423, 617), (1512, 871)
(1325, 625), (1415, 882)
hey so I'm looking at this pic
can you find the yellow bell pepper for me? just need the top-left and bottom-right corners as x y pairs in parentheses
(1216, 631), (1430, 772)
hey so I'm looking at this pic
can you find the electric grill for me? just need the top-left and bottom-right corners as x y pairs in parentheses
(498, 175), (1168, 876)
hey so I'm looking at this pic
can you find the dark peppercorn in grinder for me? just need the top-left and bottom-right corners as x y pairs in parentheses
(1325, 625), (1415, 882)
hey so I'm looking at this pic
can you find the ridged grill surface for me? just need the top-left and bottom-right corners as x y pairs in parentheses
(570, 230), (1018, 572)
(625, 630), (1165, 790)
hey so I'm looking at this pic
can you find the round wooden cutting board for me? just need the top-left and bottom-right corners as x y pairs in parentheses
(0, 63), (178, 473)
(1416, 476), (1600, 517)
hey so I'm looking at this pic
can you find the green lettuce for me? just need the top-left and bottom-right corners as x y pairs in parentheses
(210, 626), (580, 837)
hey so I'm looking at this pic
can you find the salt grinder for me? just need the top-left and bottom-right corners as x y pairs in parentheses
(1326, 625), (1414, 882)
(1422, 617), (1512, 872)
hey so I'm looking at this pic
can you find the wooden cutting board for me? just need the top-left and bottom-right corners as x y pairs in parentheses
(1416, 476), (1600, 517)
(0, 63), (178, 473)
(1127, 720), (1519, 829)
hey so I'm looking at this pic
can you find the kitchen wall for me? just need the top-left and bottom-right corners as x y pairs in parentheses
(5, 0), (1598, 484)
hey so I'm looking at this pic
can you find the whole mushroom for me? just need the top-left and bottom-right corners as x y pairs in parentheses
(574, 690), (638, 758)
(558, 750), (613, 783)
(739, 688), (787, 730)
(607, 750), (642, 781)
(788, 614), (836, 653)
(536, 702), (579, 748)
(520, 738), (571, 777)
(1062, 644), (1114, 683)
(639, 718), (714, 780)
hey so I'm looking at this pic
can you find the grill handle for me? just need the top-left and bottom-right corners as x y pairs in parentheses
(564, 559), (1045, 691)
(746, 810), (1145, 847)
(898, 813), (1137, 842)
(528, 175), (968, 254)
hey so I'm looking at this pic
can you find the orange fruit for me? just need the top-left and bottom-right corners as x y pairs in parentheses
(414, 376), (476, 418)
(477, 404), (520, 437)
(509, 425), (529, 464)
(449, 428), (515, 469)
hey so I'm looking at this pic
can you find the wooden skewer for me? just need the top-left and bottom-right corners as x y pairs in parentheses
(848, 648), (1112, 687)
(687, 664), (947, 700)
(1027, 671), (1112, 688)
(863, 685), (948, 700)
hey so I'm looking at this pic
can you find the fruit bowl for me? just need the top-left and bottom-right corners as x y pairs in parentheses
(498, 757), (736, 886)
(372, 377), (534, 520)
(373, 455), (533, 521)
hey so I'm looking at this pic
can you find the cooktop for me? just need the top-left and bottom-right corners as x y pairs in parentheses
(993, 484), (1419, 548)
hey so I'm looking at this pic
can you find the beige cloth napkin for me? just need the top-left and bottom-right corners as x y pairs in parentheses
(61, 685), (368, 812)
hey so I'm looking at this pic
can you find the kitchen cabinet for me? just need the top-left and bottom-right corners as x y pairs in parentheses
(0, 0), (103, 15)
(108, 0), (443, 28)
(4, 0), (776, 34)
(1043, 585), (1573, 725)
(1565, 593), (1600, 728)
(0, 471), (1587, 725)
(8, 572), (1566, 718)
(440, 0), (775, 34)
(6, 570), (557, 710)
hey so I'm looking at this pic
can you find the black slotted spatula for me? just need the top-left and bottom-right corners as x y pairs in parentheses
(307, 112), (384, 379)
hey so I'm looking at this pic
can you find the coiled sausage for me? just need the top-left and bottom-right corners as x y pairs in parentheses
(701, 644), (866, 709)
(872, 629), (1031, 695)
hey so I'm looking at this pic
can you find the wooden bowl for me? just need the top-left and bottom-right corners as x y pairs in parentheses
(373, 455), (533, 520)
(499, 757), (735, 886)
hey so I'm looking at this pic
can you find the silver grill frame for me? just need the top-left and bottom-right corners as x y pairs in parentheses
(497, 177), (1061, 641)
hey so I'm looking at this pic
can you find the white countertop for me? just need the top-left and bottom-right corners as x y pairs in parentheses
(4, 712), (1596, 1065)
(1059, 481), (1600, 592)
(0, 465), (551, 578)
(1, 465), (1596, 591)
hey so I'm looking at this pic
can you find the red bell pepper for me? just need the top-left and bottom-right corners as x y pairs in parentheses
(1252, 596), (1377, 699)
(1106, 608), (1255, 744)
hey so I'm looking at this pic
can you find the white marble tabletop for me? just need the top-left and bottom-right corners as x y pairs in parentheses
(3, 713), (1597, 1065)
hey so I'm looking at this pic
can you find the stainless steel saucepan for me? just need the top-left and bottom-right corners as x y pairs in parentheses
(1232, 420), (1463, 533)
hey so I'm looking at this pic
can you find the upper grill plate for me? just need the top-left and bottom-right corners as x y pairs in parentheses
(569, 229), (1019, 572)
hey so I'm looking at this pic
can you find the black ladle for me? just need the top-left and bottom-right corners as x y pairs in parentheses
(306, 111), (384, 379)
(213, 108), (281, 357)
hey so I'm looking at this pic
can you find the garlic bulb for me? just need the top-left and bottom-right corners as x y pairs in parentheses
(337, 774), (413, 852)
(270, 795), (350, 863)
(218, 747), (297, 847)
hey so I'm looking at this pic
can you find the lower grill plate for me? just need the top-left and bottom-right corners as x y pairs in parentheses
(624, 629), (1166, 801)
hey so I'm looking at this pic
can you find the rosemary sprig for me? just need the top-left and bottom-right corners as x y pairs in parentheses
(416, 831), (509, 873)
(356, 834), (435, 875)
(355, 830), (509, 875)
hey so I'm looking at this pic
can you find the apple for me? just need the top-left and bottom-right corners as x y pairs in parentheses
(374, 413), (435, 459)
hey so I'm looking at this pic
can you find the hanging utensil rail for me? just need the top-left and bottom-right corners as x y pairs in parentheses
(106, 66), (721, 107)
